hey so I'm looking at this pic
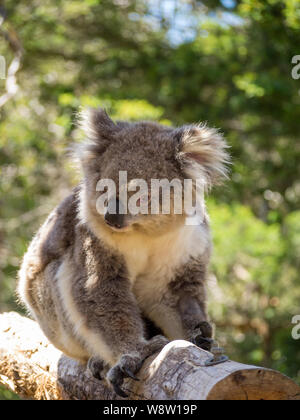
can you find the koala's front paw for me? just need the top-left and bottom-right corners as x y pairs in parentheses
(107, 335), (169, 398)
(106, 353), (142, 398)
(191, 321), (213, 351)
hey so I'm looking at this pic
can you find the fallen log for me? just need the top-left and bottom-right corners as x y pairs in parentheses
(0, 312), (299, 400)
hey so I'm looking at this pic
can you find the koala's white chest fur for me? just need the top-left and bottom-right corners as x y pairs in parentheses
(100, 221), (210, 308)
(125, 225), (207, 281)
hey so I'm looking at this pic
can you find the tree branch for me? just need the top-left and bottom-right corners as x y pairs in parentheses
(0, 312), (299, 400)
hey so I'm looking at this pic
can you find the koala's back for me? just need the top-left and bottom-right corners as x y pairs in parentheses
(18, 188), (77, 306)
(18, 188), (91, 360)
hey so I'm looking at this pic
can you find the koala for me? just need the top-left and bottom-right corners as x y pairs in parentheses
(18, 108), (229, 397)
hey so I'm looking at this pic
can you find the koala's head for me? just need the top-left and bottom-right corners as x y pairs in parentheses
(76, 108), (230, 236)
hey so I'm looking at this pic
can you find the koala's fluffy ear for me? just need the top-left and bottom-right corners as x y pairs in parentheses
(175, 124), (230, 189)
(75, 108), (120, 164)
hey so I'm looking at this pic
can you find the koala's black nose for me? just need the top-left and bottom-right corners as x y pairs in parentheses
(104, 198), (126, 229)
(105, 212), (125, 229)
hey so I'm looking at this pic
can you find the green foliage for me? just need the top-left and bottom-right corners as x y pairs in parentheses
(208, 200), (300, 384)
(0, 0), (299, 397)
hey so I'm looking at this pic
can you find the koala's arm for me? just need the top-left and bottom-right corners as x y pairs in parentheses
(146, 254), (213, 351)
(175, 259), (213, 348)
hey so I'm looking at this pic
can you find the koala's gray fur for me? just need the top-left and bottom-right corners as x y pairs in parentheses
(18, 108), (230, 397)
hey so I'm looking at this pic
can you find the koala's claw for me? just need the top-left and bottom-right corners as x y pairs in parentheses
(193, 335), (213, 351)
(107, 354), (142, 398)
(191, 321), (213, 351)
(123, 367), (140, 381)
(112, 377), (129, 398)
(107, 365), (128, 398)
(87, 356), (107, 380)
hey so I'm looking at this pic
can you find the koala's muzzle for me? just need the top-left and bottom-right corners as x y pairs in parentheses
(104, 198), (126, 229)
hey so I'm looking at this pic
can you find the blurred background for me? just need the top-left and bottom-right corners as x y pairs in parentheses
(0, 0), (299, 399)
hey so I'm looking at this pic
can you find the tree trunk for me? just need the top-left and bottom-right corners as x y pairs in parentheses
(0, 312), (299, 400)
